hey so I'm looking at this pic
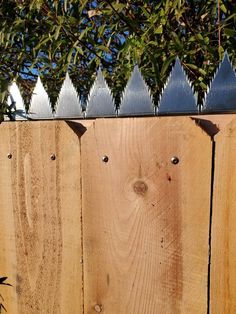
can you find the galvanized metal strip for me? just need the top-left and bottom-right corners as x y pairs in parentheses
(55, 72), (82, 119)
(6, 81), (27, 120)
(28, 77), (53, 120)
(86, 67), (115, 118)
(119, 65), (154, 116)
(203, 52), (236, 113)
(158, 57), (198, 115)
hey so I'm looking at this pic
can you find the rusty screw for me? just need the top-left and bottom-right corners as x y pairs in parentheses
(50, 154), (56, 161)
(102, 155), (109, 163)
(171, 156), (179, 165)
(7, 153), (12, 159)
(94, 304), (102, 312)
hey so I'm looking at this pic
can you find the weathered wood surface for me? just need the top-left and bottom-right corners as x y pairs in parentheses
(82, 117), (212, 313)
(0, 121), (83, 313)
(211, 117), (236, 313)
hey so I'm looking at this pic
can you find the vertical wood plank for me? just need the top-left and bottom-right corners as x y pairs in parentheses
(211, 118), (236, 313)
(82, 117), (212, 313)
(0, 123), (18, 313)
(0, 121), (83, 313)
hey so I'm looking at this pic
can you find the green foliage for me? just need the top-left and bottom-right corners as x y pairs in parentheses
(0, 0), (236, 111)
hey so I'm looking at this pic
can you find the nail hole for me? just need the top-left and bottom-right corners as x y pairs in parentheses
(171, 156), (179, 165)
(50, 154), (56, 160)
(7, 153), (12, 159)
(102, 155), (109, 163)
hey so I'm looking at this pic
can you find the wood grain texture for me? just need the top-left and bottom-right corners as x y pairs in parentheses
(82, 117), (212, 314)
(211, 117), (236, 313)
(191, 114), (236, 136)
(70, 114), (236, 137)
(0, 121), (82, 313)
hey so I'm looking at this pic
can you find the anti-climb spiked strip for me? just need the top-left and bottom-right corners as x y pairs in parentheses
(7, 81), (27, 120)
(203, 52), (236, 113)
(28, 77), (53, 120)
(4, 54), (236, 120)
(158, 57), (198, 115)
(86, 67), (115, 118)
(119, 65), (154, 116)
(55, 72), (82, 119)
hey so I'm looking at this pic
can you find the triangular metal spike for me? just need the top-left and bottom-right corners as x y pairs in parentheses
(55, 72), (82, 118)
(7, 81), (27, 120)
(28, 77), (53, 120)
(119, 65), (154, 116)
(203, 52), (236, 113)
(158, 57), (198, 115)
(86, 67), (115, 117)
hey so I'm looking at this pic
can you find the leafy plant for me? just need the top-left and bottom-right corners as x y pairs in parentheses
(0, 0), (236, 112)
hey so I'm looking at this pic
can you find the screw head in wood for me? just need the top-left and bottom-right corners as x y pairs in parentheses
(94, 304), (102, 312)
(102, 155), (109, 163)
(171, 156), (179, 165)
(50, 154), (56, 160)
(7, 153), (12, 159)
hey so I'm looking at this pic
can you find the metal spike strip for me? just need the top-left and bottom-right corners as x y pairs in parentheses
(6, 81), (27, 120)
(86, 67), (115, 118)
(55, 72), (82, 119)
(119, 65), (154, 116)
(5, 56), (236, 119)
(203, 52), (236, 113)
(202, 51), (226, 110)
(158, 57), (198, 115)
(28, 77), (53, 120)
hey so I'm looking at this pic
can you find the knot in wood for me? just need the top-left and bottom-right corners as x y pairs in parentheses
(133, 180), (148, 196)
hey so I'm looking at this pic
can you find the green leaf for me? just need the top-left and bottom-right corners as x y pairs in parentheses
(54, 26), (61, 40)
(161, 56), (175, 76)
(199, 68), (207, 76)
(186, 63), (198, 70)
(155, 25), (163, 34)
(196, 33), (204, 41)
(218, 46), (224, 59)
(200, 81), (207, 90)
(97, 45), (110, 53)
(112, 3), (126, 12)
(34, 37), (52, 50)
(224, 28), (236, 37)
(220, 4), (227, 14)
(74, 46), (84, 56)
(67, 47), (74, 63)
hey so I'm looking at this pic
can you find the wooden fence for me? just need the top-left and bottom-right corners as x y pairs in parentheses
(0, 115), (235, 313)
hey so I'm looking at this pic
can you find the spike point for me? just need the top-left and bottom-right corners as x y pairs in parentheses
(55, 72), (82, 119)
(119, 65), (154, 116)
(203, 53), (236, 113)
(85, 68), (115, 118)
(158, 57), (197, 115)
(96, 67), (105, 85)
(28, 77), (53, 120)
(7, 81), (27, 120)
(98, 64), (103, 72)
(175, 56), (181, 65)
(223, 50), (229, 60)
